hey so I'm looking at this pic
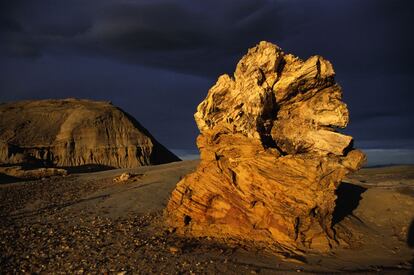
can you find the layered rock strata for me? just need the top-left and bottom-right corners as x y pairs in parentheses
(0, 99), (179, 168)
(166, 41), (365, 253)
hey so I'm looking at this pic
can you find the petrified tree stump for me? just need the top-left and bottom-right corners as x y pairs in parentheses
(166, 41), (365, 253)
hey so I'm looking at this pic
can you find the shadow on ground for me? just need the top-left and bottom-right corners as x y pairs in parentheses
(332, 182), (367, 225)
(63, 164), (114, 174)
(0, 173), (26, 184)
(2, 194), (110, 219)
(408, 218), (414, 273)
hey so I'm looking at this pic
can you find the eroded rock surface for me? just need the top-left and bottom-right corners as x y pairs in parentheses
(0, 166), (67, 180)
(0, 99), (179, 169)
(166, 41), (366, 254)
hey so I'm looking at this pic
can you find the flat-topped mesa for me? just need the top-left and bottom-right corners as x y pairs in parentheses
(0, 99), (180, 169)
(166, 41), (365, 253)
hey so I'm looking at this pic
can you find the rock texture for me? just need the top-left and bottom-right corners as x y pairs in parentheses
(166, 41), (366, 253)
(0, 99), (179, 168)
(0, 166), (67, 179)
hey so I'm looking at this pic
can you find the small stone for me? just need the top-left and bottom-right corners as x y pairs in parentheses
(169, 246), (180, 254)
(114, 173), (132, 182)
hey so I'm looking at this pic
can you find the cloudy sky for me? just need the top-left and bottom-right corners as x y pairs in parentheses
(1, 0), (413, 164)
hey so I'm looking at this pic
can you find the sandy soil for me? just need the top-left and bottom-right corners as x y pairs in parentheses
(1, 160), (413, 274)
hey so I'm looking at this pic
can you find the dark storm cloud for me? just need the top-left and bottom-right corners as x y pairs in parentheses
(72, 0), (290, 76)
(2, 0), (413, 77)
(0, 1), (39, 57)
(0, 0), (287, 75)
(0, 0), (413, 159)
(277, 0), (414, 76)
(89, 2), (208, 51)
(0, 1), (23, 32)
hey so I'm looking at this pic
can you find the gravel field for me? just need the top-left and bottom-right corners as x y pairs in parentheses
(1, 161), (413, 274)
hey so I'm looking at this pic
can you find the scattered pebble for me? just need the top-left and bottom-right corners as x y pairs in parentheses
(0, 175), (260, 274)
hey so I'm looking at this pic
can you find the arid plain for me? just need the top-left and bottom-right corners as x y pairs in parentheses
(1, 161), (413, 274)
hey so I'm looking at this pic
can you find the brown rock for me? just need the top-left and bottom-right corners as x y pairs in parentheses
(166, 41), (366, 253)
(0, 166), (67, 179)
(113, 173), (133, 183)
(168, 246), (180, 254)
(0, 99), (179, 168)
(113, 172), (142, 183)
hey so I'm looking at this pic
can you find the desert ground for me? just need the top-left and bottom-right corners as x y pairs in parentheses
(1, 160), (413, 274)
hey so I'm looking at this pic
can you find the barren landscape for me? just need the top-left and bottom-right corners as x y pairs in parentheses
(1, 41), (414, 274)
(1, 161), (413, 274)
(1, 1), (414, 274)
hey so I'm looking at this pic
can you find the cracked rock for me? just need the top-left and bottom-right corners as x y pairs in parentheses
(166, 41), (366, 253)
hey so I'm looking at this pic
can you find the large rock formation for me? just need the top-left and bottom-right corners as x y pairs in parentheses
(166, 41), (366, 254)
(0, 99), (179, 168)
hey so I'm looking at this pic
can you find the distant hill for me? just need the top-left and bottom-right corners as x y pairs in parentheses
(0, 98), (180, 168)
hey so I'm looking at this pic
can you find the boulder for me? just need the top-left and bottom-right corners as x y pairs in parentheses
(166, 41), (365, 254)
(0, 99), (179, 169)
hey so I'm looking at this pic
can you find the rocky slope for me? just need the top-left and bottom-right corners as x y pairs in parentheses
(166, 41), (366, 254)
(0, 99), (179, 168)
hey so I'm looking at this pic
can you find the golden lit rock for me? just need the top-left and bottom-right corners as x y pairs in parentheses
(166, 41), (366, 254)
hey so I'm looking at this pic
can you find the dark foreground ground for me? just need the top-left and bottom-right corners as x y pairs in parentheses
(1, 160), (413, 274)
